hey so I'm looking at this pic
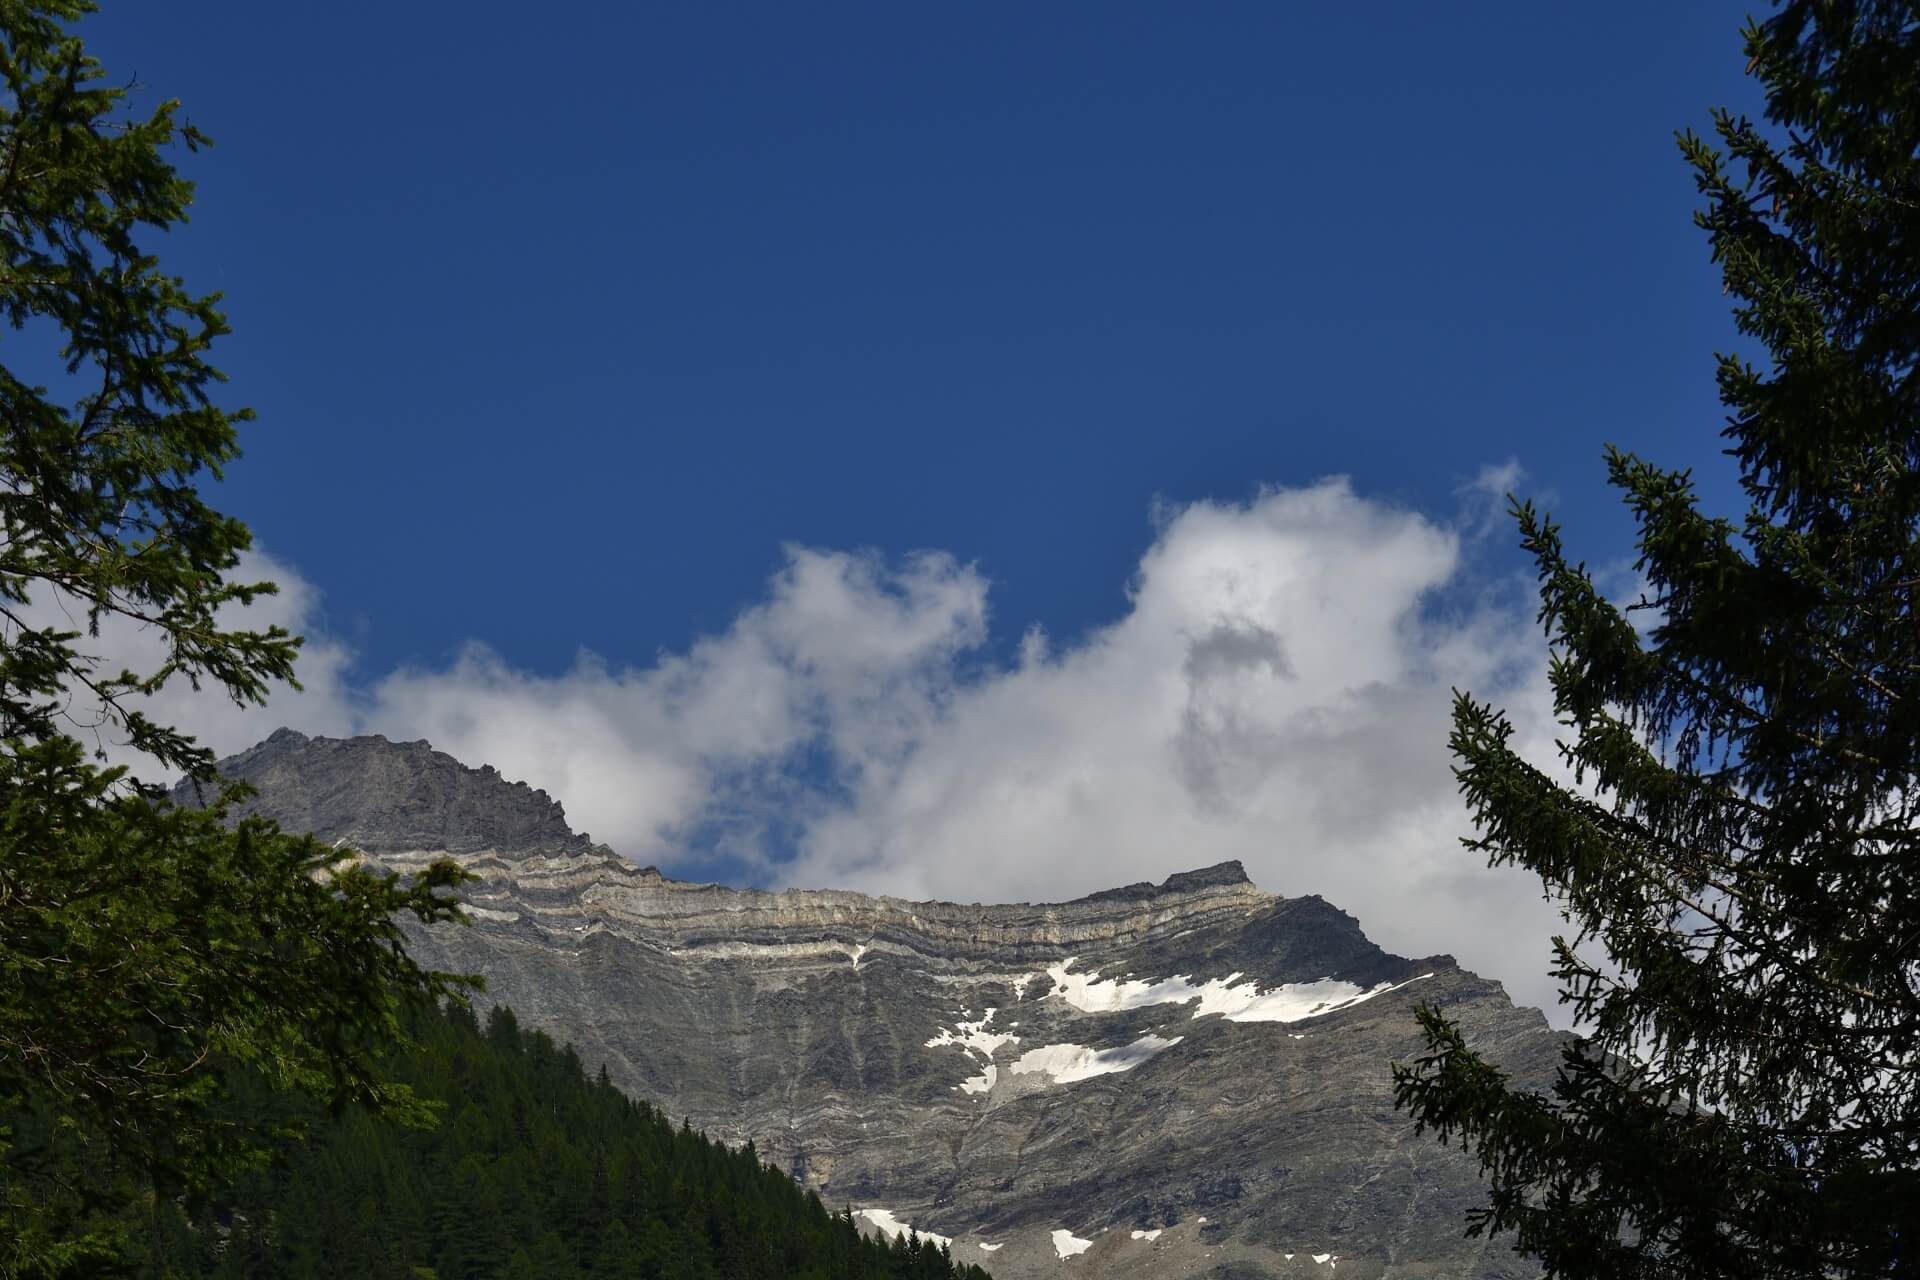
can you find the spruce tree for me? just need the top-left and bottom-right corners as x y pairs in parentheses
(0, 4), (475, 1273)
(1394, 3), (1920, 1277)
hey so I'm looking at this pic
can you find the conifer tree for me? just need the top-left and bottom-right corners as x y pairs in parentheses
(0, 4), (475, 1273)
(1394, 3), (1920, 1277)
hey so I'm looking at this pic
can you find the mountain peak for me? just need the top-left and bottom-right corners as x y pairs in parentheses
(1076, 859), (1253, 904)
(1162, 859), (1251, 891)
(175, 730), (598, 858)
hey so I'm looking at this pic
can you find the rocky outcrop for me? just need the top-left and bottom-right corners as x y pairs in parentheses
(196, 731), (1560, 1280)
(172, 728), (598, 858)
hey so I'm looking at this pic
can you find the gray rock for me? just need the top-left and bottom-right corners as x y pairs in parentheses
(172, 728), (600, 858)
(194, 731), (1561, 1280)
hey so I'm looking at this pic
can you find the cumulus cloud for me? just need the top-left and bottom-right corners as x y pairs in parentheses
(781, 480), (1569, 1020)
(357, 548), (988, 865)
(55, 480), (1578, 1024)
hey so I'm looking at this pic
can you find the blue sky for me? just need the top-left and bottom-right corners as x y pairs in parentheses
(97, 3), (1755, 673)
(71, 3), (1768, 1015)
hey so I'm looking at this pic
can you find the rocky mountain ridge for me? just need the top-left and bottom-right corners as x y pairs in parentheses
(174, 726), (600, 858)
(186, 730), (1558, 1280)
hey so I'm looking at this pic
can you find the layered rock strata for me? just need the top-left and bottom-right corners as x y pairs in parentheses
(184, 731), (1558, 1280)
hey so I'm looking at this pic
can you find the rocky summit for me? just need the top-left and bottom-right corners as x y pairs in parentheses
(184, 731), (1563, 1279)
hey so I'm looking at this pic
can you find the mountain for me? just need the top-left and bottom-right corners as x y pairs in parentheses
(181, 731), (1564, 1280)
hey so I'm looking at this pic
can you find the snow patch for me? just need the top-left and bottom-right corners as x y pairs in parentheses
(928, 1008), (1020, 1095)
(466, 906), (520, 924)
(976, 1241), (1002, 1253)
(1046, 960), (1436, 1024)
(1010, 1035), (1182, 1084)
(958, 1064), (997, 1095)
(1052, 1229), (1094, 1258)
(857, 1209), (952, 1250)
(849, 943), (869, 969)
(1131, 1229), (1162, 1241)
(925, 1008), (1019, 1058)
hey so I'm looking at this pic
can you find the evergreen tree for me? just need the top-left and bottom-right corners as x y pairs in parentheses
(0, 4), (476, 1273)
(116, 1000), (996, 1280)
(1394, 3), (1920, 1277)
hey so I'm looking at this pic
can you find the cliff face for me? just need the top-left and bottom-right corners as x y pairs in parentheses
(192, 731), (1559, 1280)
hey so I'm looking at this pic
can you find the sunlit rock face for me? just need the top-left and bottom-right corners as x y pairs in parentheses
(187, 731), (1558, 1280)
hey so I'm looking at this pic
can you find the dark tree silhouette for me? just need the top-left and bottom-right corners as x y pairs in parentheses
(1396, 4), (1920, 1277)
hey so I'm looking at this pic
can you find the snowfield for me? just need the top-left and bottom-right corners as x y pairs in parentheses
(1045, 960), (1434, 1023)
(1011, 1035), (1183, 1084)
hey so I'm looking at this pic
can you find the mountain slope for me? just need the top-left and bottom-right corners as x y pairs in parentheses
(126, 999), (993, 1280)
(183, 731), (1562, 1279)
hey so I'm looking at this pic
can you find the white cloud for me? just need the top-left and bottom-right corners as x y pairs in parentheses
(349, 546), (989, 865)
(49, 480), (1576, 1024)
(781, 480), (1569, 1020)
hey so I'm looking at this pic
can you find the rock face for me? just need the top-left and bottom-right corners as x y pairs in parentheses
(189, 731), (1560, 1280)
(174, 727), (597, 858)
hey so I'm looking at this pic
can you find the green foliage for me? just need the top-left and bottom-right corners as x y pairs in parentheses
(0, 4), (479, 1273)
(0, 0), (292, 778)
(1394, 4), (1920, 1278)
(124, 1001), (994, 1280)
(0, 739), (475, 1276)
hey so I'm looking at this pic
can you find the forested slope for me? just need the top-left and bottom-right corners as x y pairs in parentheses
(122, 1001), (988, 1280)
